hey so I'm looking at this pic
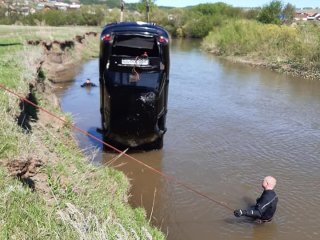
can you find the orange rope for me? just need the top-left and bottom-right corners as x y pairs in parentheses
(0, 83), (234, 212)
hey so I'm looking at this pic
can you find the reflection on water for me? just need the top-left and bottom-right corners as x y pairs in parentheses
(57, 39), (320, 240)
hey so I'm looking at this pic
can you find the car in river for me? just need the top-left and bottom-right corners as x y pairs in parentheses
(99, 21), (170, 150)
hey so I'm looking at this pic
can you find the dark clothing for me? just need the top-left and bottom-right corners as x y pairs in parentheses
(81, 82), (97, 87)
(244, 190), (278, 221)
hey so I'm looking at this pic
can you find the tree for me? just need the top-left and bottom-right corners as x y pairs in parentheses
(257, 0), (282, 24)
(192, 2), (238, 17)
(106, 0), (122, 8)
(137, 0), (157, 21)
(243, 8), (260, 20)
(282, 3), (296, 23)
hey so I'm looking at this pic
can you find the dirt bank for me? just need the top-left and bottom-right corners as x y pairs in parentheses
(27, 31), (98, 83)
(5, 32), (99, 194)
(221, 55), (320, 80)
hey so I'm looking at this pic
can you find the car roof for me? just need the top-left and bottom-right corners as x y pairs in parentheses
(101, 21), (169, 38)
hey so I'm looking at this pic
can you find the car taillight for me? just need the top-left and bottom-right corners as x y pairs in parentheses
(158, 36), (168, 44)
(102, 34), (112, 42)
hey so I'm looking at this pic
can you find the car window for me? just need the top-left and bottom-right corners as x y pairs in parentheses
(107, 71), (161, 90)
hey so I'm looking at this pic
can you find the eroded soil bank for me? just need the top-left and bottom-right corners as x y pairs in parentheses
(4, 31), (100, 198)
(30, 31), (98, 83)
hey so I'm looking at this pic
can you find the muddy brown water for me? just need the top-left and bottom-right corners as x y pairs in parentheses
(55, 39), (320, 240)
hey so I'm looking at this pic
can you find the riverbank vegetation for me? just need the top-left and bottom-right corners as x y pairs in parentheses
(201, 6), (320, 78)
(0, 25), (164, 239)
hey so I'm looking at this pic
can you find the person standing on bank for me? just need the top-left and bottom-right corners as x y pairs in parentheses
(234, 176), (278, 223)
(81, 78), (97, 87)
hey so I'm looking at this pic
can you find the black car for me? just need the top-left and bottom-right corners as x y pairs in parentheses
(99, 21), (170, 150)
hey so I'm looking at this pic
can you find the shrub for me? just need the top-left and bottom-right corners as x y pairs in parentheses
(202, 19), (320, 70)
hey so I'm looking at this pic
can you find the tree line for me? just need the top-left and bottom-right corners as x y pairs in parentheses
(0, 1), (296, 38)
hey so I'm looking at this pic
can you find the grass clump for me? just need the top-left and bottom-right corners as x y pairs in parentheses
(202, 19), (298, 58)
(0, 169), (72, 239)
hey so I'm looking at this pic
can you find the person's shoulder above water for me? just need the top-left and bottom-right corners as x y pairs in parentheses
(233, 176), (278, 223)
(81, 78), (97, 87)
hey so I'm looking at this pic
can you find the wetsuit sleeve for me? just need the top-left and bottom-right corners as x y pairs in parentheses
(243, 207), (262, 218)
(244, 191), (277, 219)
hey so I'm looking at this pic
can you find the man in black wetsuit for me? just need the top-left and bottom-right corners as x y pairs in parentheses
(234, 176), (278, 223)
(81, 78), (97, 87)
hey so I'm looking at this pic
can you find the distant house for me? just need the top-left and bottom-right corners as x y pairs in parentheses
(52, 1), (82, 10)
(36, 3), (45, 10)
(36, 1), (81, 12)
(68, 2), (81, 10)
(295, 12), (309, 21)
(54, 2), (69, 11)
(306, 13), (320, 20)
(30, 8), (36, 14)
(20, 6), (30, 16)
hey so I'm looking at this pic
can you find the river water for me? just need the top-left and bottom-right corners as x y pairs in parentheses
(55, 39), (320, 240)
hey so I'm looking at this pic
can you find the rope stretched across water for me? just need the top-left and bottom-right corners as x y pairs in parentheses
(0, 83), (234, 212)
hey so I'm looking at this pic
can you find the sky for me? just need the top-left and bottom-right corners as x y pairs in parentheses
(124, 0), (320, 8)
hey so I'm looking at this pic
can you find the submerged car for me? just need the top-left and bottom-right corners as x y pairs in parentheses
(99, 21), (170, 150)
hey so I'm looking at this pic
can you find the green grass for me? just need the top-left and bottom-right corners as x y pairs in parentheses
(0, 169), (73, 239)
(0, 25), (165, 240)
(0, 25), (100, 42)
(202, 20), (320, 74)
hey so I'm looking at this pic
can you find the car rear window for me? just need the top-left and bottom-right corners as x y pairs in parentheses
(112, 35), (159, 57)
(107, 71), (161, 90)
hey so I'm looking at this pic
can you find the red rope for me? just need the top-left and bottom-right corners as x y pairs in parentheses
(0, 83), (234, 212)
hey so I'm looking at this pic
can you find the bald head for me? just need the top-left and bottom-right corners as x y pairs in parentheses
(262, 176), (277, 190)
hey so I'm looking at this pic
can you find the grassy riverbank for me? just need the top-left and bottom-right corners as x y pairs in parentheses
(0, 25), (165, 239)
(202, 20), (320, 79)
